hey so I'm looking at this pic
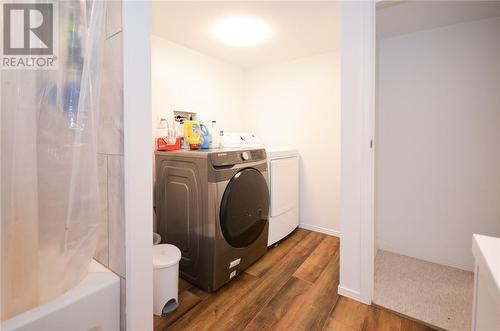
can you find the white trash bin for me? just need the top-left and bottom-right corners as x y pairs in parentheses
(153, 244), (182, 316)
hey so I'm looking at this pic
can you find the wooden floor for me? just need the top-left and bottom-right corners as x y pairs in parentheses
(154, 229), (437, 331)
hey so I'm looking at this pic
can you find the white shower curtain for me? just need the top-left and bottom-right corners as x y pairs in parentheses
(1, 0), (105, 320)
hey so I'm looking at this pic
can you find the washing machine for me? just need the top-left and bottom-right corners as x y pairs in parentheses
(221, 133), (299, 246)
(155, 148), (270, 292)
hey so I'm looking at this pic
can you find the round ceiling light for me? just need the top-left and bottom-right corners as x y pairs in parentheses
(212, 16), (271, 47)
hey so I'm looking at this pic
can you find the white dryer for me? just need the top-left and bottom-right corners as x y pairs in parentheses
(220, 133), (299, 246)
(265, 147), (299, 246)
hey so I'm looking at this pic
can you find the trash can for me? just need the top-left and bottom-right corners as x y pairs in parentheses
(153, 244), (182, 316)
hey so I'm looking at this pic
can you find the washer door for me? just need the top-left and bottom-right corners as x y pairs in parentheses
(220, 168), (270, 248)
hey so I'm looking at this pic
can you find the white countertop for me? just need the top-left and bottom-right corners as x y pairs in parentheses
(472, 234), (500, 294)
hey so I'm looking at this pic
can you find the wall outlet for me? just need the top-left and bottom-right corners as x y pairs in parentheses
(173, 110), (197, 123)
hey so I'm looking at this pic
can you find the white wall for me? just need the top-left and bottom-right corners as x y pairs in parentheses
(151, 36), (245, 135)
(243, 52), (341, 235)
(376, 17), (500, 271)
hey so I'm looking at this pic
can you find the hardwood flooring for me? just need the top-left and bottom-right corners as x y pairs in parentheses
(154, 229), (437, 331)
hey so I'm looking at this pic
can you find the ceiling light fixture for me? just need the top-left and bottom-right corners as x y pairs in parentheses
(212, 16), (271, 47)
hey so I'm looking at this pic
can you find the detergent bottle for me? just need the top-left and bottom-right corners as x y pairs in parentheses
(199, 122), (211, 149)
(183, 119), (202, 150)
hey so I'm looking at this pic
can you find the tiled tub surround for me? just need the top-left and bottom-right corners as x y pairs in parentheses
(93, 1), (126, 330)
(95, 154), (125, 276)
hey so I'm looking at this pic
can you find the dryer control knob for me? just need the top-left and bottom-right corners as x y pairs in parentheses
(241, 151), (250, 161)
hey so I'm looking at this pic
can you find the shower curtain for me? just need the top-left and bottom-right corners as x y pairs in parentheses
(1, 0), (105, 320)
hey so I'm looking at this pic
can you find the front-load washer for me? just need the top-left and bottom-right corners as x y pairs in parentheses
(220, 133), (299, 246)
(155, 148), (270, 292)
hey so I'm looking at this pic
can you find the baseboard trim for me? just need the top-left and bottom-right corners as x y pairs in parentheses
(337, 285), (362, 301)
(299, 223), (341, 238)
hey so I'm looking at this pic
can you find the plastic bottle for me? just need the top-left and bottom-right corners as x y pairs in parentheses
(199, 123), (211, 149)
(183, 120), (202, 150)
(178, 120), (188, 149)
(63, 8), (84, 130)
(209, 121), (220, 149)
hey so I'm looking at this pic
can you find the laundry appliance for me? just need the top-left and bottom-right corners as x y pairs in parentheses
(155, 148), (270, 292)
(221, 133), (299, 246)
(265, 147), (299, 246)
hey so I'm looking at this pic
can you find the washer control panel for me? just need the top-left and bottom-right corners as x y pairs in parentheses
(240, 151), (250, 161)
(210, 149), (266, 167)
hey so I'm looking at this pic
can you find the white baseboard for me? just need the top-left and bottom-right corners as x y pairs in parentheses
(337, 285), (363, 302)
(299, 223), (341, 238)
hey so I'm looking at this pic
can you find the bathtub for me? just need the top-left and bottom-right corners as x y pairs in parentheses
(2, 260), (120, 331)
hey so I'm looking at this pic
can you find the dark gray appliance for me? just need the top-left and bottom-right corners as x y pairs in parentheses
(155, 148), (269, 292)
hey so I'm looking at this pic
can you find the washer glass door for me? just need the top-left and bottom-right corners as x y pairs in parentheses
(220, 168), (270, 248)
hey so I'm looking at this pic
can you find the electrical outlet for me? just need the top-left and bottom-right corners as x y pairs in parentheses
(173, 110), (197, 123)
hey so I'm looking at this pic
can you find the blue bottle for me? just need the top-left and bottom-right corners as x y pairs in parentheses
(199, 123), (211, 149)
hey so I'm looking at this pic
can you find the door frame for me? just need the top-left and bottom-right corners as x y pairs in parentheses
(122, 1), (153, 330)
(338, 0), (376, 305)
(121, 2), (378, 325)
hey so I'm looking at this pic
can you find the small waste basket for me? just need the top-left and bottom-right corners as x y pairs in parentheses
(153, 244), (181, 316)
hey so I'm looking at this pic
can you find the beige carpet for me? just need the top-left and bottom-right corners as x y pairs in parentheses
(374, 250), (474, 331)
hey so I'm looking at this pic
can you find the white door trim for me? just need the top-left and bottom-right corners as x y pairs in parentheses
(338, 0), (376, 305)
(360, 0), (376, 305)
(122, 2), (153, 330)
